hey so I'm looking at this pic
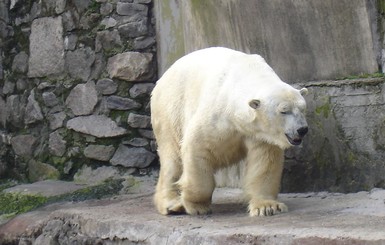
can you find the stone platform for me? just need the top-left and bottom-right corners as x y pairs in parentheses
(1, 181), (384, 244)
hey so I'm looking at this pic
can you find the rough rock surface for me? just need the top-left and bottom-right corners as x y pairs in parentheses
(107, 52), (154, 81)
(65, 81), (98, 116)
(1, 183), (384, 244)
(66, 115), (127, 138)
(83, 145), (115, 161)
(28, 17), (65, 77)
(110, 145), (156, 168)
(10, 134), (36, 157)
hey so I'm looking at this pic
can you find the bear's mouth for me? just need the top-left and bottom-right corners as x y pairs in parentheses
(285, 134), (302, 146)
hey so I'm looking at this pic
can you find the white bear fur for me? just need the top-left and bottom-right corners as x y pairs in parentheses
(151, 47), (308, 216)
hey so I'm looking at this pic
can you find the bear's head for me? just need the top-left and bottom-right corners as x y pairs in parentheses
(248, 86), (308, 149)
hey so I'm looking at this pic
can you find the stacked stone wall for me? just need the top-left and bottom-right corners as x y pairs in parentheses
(0, 0), (157, 181)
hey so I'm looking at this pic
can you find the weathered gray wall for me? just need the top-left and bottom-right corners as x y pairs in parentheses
(283, 78), (385, 192)
(155, 0), (379, 82)
(155, 0), (385, 192)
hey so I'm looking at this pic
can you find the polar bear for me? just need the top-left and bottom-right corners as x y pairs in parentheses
(151, 47), (308, 217)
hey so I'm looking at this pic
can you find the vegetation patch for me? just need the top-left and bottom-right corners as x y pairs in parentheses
(0, 179), (125, 219)
(0, 192), (48, 217)
(315, 102), (331, 118)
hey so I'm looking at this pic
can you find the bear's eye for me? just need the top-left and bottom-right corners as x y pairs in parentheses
(281, 110), (290, 115)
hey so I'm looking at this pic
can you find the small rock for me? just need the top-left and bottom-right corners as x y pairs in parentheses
(127, 113), (151, 128)
(138, 129), (155, 139)
(49, 130), (66, 157)
(11, 134), (36, 157)
(65, 81), (98, 116)
(106, 95), (141, 110)
(133, 36), (156, 50)
(48, 112), (66, 130)
(123, 137), (148, 147)
(95, 30), (122, 53)
(2, 80), (15, 95)
(66, 115), (127, 138)
(16, 78), (27, 91)
(55, 0), (66, 14)
(96, 78), (118, 95)
(118, 19), (148, 38)
(28, 160), (60, 182)
(110, 145), (156, 168)
(65, 47), (95, 81)
(42, 92), (59, 107)
(12, 51), (28, 73)
(130, 83), (155, 98)
(100, 2), (113, 15)
(107, 52), (154, 82)
(100, 17), (117, 29)
(116, 3), (148, 17)
(25, 89), (44, 124)
(64, 34), (78, 50)
(6, 95), (24, 126)
(84, 144), (115, 161)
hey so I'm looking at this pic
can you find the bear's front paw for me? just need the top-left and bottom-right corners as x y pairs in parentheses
(248, 199), (288, 217)
(154, 193), (185, 215)
(182, 200), (212, 215)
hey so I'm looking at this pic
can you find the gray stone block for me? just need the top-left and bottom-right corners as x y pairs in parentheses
(106, 95), (141, 110)
(65, 81), (98, 116)
(28, 17), (65, 77)
(24, 89), (44, 125)
(49, 130), (66, 157)
(42, 92), (59, 107)
(66, 115), (127, 138)
(96, 78), (118, 95)
(6, 95), (24, 126)
(95, 30), (122, 53)
(65, 47), (95, 81)
(127, 113), (151, 128)
(118, 18), (148, 38)
(110, 145), (155, 168)
(12, 51), (28, 73)
(116, 2), (147, 17)
(11, 134), (36, 157)
(107, 52), (154, 81)
(48, 112), (66, 130)
(84, 144), (115, 161)
(129, 83), (154, 98)
(2, 80), (15, 95)
(123, 137), (148, 147)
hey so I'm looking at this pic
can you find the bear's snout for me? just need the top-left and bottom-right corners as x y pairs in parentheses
(297, 126), (308, 137)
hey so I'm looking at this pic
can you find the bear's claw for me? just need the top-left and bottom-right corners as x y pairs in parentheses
(248, 199), (288, 217)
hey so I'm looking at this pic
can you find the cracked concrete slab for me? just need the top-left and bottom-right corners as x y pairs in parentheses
(1, 185), (385, 244)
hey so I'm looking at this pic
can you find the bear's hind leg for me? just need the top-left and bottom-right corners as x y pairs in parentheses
(154, 145), (185, 215)
(244, 142), (288, 217)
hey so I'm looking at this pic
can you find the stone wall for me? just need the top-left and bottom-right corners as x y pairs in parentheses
(0, 0), (157, 182)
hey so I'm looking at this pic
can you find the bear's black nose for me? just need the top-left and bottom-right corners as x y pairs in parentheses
(297, 127), (308, 137)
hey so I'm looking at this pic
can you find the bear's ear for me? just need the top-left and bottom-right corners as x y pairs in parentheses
(299, 88), (308, 96)
(248, 99), (261, 109)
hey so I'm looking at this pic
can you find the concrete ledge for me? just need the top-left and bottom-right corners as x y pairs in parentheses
(1, 186), (385, 244)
